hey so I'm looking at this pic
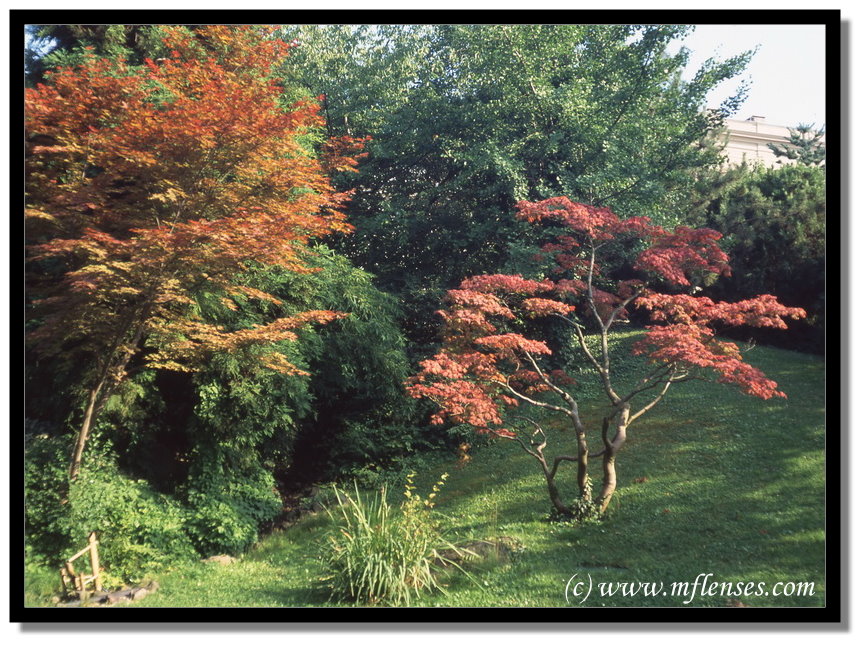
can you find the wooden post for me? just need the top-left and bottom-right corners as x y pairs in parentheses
(60, 565), (71, 593)
(58, 533), (104, 598)
(87, 532), (102, 591)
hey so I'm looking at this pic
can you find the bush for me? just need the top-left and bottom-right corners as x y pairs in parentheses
(286, 247), (421, 481)
(66, 447), (198, 582)
(183, 450), (283, 556)
(24, 432), (72, 561)
(321, 473), (459, 606)
(686, 163), (825, 353)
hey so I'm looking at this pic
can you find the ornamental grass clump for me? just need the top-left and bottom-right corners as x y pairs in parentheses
(321, 473), (458, 606)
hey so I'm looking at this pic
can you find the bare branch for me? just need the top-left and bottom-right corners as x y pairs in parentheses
(619, 365), (675, 403)
(552, 314), (620, 404)
(629, 375), (675, 424)
(585, 244), (606, 330)
(522, 352), (570, 401)
(555, 314), (603, 372)
(549, 454), (582, 480)
(495, 379), (570, 414)
(604, 287), (644, 330)
(512, 434), (544, 466)
(514, 416), (548, 453)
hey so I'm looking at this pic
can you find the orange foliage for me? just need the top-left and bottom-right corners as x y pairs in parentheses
(26, 26), (367, 377)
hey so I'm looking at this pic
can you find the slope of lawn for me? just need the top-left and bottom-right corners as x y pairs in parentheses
(27, 331), (826, 608)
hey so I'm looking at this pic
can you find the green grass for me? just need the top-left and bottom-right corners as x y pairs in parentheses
(26, 331), (825, 608)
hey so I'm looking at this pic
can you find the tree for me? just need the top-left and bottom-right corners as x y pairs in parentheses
(685, 163), (826, 353)
(25, 25), (367, 479)
(25, 24), (186, 86)
(407, 197), (805, 516)
(767, 123), (826, 166)
(280, 25), (753, 350)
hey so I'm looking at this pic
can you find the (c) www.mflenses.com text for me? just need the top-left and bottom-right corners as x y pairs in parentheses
(565, 572), (816, 605)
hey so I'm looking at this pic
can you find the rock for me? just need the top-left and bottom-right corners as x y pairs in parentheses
(130, 587), (149, 601)
(54, 581), (159, 607)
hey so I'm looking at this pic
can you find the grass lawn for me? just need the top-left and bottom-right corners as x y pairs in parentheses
(26, 331), (826, 608)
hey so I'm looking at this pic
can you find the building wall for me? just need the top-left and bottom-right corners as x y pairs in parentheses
(722, 116), (797, 167)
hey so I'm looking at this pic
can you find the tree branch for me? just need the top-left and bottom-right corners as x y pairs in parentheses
(604, 287), (643, 330)
(628, 374), (676, 423)
(619, 364), (675, 403)
(495, 379), (570, 414)
(553, 313), (620, 404)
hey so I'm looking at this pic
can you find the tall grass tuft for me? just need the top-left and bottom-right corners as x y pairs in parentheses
(321, 473), (460, 606)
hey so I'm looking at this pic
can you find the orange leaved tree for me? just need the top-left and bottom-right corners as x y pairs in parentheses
(25, 26), (366, 479)
(408, 198), (806, 516)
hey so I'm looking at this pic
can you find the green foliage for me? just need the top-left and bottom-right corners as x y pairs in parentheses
(281, 24), (752, 348)
(567, 477), (603, 523)
(686, 163), (825, 352)
(25, 24), (184, 85)
(767, 123), (826, 166)
(183, 448), (283, 556)
(24, 432), (72, 561)
(24, 558), (63, 607)
(24, 245), (418, 568)
(25, 429), (197, 582)
(66, 444), (198, 582)
(281, 247), (421, 479)
(321, 473), (457, 606)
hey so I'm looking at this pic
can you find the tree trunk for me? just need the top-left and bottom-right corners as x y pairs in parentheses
(544, 470), (570, 516)
(597, 409), (628, 514)
(69, 304), (154, 481)
(69, 384), (104, 480)
(597, 448), (618, 514)
(576, 428), (590, 501)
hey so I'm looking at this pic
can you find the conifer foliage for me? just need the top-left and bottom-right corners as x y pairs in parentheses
(408, 197), (805, 515)
(25, 26), (367, 479)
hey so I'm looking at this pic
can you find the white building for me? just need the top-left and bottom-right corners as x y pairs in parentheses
(721, 116), (820, 167)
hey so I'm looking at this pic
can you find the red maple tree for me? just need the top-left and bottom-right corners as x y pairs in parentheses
(25, 26), (367, 479)
(408, 197), (806, 516)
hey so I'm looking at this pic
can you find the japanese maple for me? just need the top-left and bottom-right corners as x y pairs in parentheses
(25, 26), (367, 479)
(408, 197), (805, 516)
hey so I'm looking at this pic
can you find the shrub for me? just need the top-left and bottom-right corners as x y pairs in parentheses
(24, 432), (72, 561)
(66, 448), (198, 582)
(183, 450), (283, 556)
(321, 473), (458, 606)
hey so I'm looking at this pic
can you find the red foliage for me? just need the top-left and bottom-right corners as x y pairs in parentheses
(516, 196), (658, 241)
(521, 298), (576, 318)
(635, 292), (807, 330)
(458, 274), (554, 295)
(632, 292), (806, 399)
(634, 227), (731, 286)
(409, 197), (806, 438)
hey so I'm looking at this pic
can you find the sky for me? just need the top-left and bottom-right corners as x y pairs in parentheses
(671, 24), (826, 129)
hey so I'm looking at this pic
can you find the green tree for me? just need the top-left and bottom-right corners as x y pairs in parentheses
(768, 123), (826, 166)
(281, 24), (753, 348)
(685, 163), (826, 353)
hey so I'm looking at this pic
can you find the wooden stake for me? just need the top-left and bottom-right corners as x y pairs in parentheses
(88, 532), (102, 591)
